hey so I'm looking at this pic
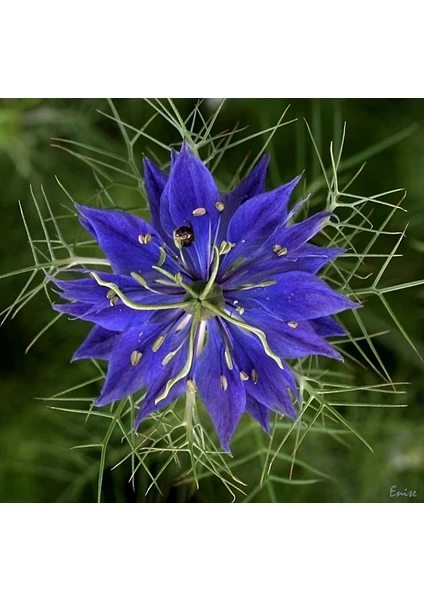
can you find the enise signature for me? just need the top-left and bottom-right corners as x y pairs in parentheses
(389, 485), (417, 498)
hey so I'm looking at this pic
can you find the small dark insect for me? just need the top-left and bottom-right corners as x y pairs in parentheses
(173, 225), (195, 249)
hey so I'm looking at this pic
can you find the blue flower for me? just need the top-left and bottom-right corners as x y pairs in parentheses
(54, 145), (359, 452)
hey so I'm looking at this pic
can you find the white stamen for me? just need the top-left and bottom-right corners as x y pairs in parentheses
(224, 348), (234, 370)
(196, 321), (207, 356)
(152, 335), (166, 352)
(192, 207), (207, 216)
(176, 313), (192, 333)
(138, 233), (152, 244)
(220, 375), (228, 391)
(130, 350), (142, 366)
(287, 321), (298, 329)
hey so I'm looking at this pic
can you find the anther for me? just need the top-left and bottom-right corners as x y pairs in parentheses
(215, 201), (225, 212)
(218, 240), (235, 255)
(240, 371), (249, 381)
(287, 321), (298, 329)
(152, 335), (166, 352)
(251, 369), (259, 384)
(277, 247), (288, 257)
(162, 352), (174, 365)
(130, 350), (142, 366)
(220, 375), (228, 391)
(106, 289), (115, 299)
(235, 306), (245, 315)
(138, 233), (152, 244)
(224, 348), (234, 370)
(192, 207), (207, 216)
(109, 295), (119, 306)
(187, 379), (197, 393)
(273, 244), (282, 253)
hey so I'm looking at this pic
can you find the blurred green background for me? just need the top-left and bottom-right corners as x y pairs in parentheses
(0, 98), (422, 503)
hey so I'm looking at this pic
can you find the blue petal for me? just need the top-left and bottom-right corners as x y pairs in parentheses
(309, 315), (347, 337)
(219, 175), (301, 276)
(217, 155), (270, 242)
(239, 309), (344, 360)
(223, 245), (344, 288)
(76, 204), (178, 277)
(229, 271), (360, 322)
(245, 395), (271, 433)
(194, 319), (246, 453)
(266, 211), (333, 253)
(53, 273), (185, 331)
(96, 316), (190, 407)
(225, 322), (298, 419)
(134, 379), (186, 428)
(143, 157), (169, 240)
(54, 300), (157, 331)
(159, 144), (220, 280)
(53, 273), (140, 303)
(72, 325), (120, 360)
(221, 210), (332, 282)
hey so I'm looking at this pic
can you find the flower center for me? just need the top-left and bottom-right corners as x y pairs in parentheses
(184, 281), (225, 321)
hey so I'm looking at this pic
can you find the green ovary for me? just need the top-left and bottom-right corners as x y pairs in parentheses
(184, 281), (225, 321)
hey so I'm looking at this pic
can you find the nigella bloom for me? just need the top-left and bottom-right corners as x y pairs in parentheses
(54, 145), (358, 452)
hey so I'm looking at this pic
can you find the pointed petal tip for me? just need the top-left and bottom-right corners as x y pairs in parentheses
(219, 439), (233, 455)
(143, 155), (162, 173)
(74, 202), (90, 216)
(94, 393), (115, 408)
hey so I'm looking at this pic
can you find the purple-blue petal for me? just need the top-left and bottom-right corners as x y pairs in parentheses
(217, 155), (270, 242)
(76, 204), (178, 277)
(159, 144), (220, 279)
(225, 322), (298, 419)
(229, 271), (360, 322)
(53, 273), (186, 331)
(72, 325), (120, 361)
(223, 245), (344, 288)
(194, 319), (246, 453)
(245, 395), (271, 433)
(309, 315), (347, 337)
(221, 210), (332, 282)
(96, 316), (190, 407)
(239, 309), (344, 360)
(219, 175), (301, 276)
(134, 379), (186, 429)
(143, 157), (169, 240)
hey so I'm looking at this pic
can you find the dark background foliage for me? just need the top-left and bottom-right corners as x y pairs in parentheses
(0, 98), (422, 503)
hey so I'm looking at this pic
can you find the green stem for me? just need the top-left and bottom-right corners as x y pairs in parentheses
(185, 390), (195, 443)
